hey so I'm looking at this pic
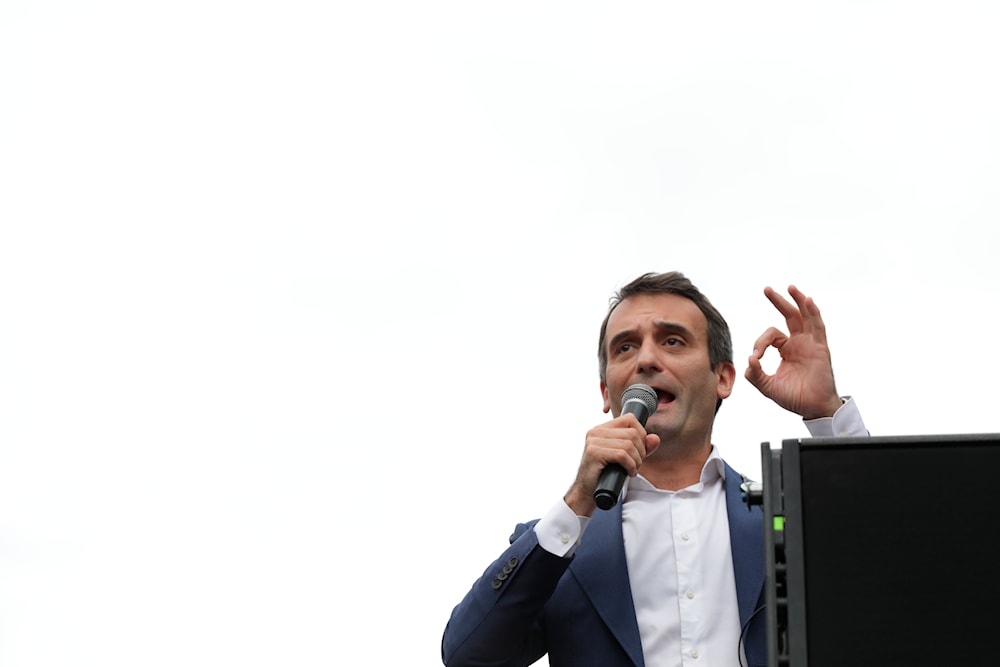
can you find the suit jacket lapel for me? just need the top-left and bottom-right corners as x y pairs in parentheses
(561, 467), (762, 666)
(725, 463), (765, 627)
(568, 503), (645, 667)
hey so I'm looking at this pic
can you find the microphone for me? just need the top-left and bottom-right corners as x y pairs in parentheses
(593, 383), (659, 510)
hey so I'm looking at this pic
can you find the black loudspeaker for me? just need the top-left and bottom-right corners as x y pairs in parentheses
(755, 434), (1000, 667)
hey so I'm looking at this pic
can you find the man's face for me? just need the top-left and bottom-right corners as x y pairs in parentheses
(601, 293), (734, 445)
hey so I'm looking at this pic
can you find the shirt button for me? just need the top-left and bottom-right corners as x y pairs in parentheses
(691, 649), (699, 658)
(560, 533), (570, 544)
(686, 590), (695, 599)
(681, 533), (690, 541)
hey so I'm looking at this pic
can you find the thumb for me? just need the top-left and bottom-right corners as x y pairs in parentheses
(644, 433), (661, 460)
(745, 352), (768, 389)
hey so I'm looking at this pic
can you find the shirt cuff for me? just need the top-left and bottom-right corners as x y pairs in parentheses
(534, 500), (593, 558)
(803, 396), (869, 437)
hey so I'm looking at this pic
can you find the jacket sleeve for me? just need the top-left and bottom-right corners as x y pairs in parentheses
(441, 520), (572, 667)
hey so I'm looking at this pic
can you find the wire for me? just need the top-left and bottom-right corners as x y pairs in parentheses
(738, 604), (766, 667)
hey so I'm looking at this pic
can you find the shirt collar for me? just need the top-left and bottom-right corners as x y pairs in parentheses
(624, 445), (725, 496)
(702, 445), (726, 484)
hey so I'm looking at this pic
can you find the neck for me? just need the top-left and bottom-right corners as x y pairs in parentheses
(638, 440), (713, 491)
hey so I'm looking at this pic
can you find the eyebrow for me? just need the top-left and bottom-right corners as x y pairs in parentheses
(608, 320), (694, 351)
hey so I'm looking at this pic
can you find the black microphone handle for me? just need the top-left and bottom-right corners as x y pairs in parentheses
(592, 390), (655, 510)
(593, 464), (627, 510)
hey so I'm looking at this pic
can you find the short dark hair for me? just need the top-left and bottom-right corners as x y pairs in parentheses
(597, 272), (734, 411)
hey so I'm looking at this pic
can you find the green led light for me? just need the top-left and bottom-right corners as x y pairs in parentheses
(773, 516), (785, 531)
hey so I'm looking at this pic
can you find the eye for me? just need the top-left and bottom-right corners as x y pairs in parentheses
(664, 336), (682, 346)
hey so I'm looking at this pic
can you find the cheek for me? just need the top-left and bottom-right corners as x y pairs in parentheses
(603, 378), (632, 411)
(689, 366), (724, 398)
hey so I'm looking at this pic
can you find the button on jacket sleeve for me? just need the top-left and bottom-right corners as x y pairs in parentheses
(441, 521), (571, 667)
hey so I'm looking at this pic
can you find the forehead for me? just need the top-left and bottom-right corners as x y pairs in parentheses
(605, 293), (708, 339)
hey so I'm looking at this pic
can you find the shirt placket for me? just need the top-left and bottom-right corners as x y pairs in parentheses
(673, 490), (703, 664)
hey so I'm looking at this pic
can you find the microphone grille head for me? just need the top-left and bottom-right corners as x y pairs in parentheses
(621, 383), (658, 414)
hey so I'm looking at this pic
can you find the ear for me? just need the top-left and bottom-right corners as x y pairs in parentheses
(600, 379), (611, 414)
(716, 361), (737, 401)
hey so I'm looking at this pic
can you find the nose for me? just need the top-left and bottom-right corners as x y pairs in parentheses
(634, 339), (662, 375)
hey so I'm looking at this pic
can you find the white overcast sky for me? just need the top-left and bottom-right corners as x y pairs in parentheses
(2, 2), (999, 665)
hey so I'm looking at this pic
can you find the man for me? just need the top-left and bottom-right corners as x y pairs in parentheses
(441, 272), (867, 667)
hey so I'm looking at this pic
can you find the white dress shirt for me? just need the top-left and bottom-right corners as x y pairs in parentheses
(534, 397), (868, 667)
(623, 448), (736, 665)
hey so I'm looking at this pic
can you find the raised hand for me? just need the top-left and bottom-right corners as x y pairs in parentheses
(745, 285), (843, 420)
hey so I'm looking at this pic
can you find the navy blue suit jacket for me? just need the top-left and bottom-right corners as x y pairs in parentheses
(442, 462), (767, 667)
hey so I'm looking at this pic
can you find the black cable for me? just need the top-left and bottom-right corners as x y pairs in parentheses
(738, 604), (766, 667)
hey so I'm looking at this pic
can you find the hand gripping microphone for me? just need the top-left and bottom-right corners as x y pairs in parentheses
(593, 383), (659, 511)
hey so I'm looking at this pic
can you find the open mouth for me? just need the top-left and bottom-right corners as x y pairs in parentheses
(655, 389), (676, 407)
